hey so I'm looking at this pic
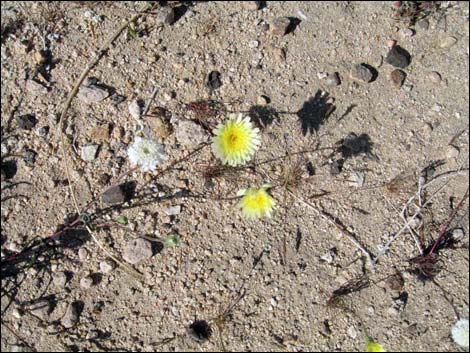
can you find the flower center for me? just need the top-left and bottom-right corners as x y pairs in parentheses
(142, 147), (150, 155)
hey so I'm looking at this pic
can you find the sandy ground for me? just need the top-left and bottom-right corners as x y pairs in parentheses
(1, 1), (469, 352)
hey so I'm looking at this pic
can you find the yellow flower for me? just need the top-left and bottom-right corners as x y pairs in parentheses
(237, 184), (275, 219)
(365, 336), (386, 352)
(212, 114), (261, 166)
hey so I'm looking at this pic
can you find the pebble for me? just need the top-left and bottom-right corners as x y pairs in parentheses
(53, 271), (68, 288)
(398, 28), (415, 38)
(446, 145), (460, 159)
(77, 85), (110, 104)
(402, 83), (413, 92)
(80, 144), (99, 162)
(451, 228), (465, 242)
(385, 273), (405, 291)
(428, 71), (441, 84)
(147, 116), (173, 140)
(123, 238), (153, 264)
(29, 299), (51, 320)
(35, 126), (49, 137)
(78, 247), (89, 261)
(17, 114), (38, 130)
(389, 69), (407, 88)
(99, 259), (116, 274)
(155, 6), (175, 26)
(243, 1), (262, 10)
(324, 72), (341, 86)
(11, 307), (23, 319)
(349, 64), (374, 83)
(175, 120), (208, 148)
(23, 149), (37, 166)
(440, 36), (458, 48)
(347, 326), (358, 339)
(256, 95), (270, 105)
(385, 45), (411, 68)
(320, 248), (337, 264)
(101, 184), (128, 204)
(248, 40), (259, 48)
(128, 99), (142, 121)
(206, 71), (222, 90)
(26, 79), (48, 94)
(271, 17), (291, 36)
(164, 205), (182, 216)
(416, 19), (429, 31)
(80, 276), (94, 289)
(61, 302), (80, 328)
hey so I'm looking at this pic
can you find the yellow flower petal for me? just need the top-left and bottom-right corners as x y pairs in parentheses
(212, 114), (260, 166)
(237, 185), (275, 219)
(365, 336), (386, 352)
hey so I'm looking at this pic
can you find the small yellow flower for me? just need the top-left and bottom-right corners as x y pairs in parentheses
(365, 336), (386, 352)
(212, 114), (261, 166)
(237, 184), (275, 219)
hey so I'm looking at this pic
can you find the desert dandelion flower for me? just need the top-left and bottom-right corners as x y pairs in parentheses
(212, 113), (261, 166)
(452, 318), (469, 348)
(127, 137), (166, 172)
(237, 184), (275, 219)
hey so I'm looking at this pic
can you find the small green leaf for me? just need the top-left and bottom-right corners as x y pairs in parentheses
(115, 216), (128, 225)
(164, 234), (180, 247)
(365, 336), (386, 352)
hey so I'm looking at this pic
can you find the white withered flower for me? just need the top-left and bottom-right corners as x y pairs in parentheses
(452, 318), (469, 348)
(127, 137), (165, 171)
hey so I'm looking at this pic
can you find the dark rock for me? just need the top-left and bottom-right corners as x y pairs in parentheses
(17, 114), (37, 130)
(23, 149), (37, 166)
(206, 71), (222, 90)
(385, 45), (411, 68)
(101, 183), (134, 204)
(350, 64), (375, 83)
(389, 69), (407, 88)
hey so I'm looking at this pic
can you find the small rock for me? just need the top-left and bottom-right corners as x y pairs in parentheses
(99, 259), (116, 274)
(123, 238), (153, 265)
(26, 80), (48, 94)
(91, 124), (111, 141)
(317, 72), (328, 80)
(243, 1), (262, 10)
(11, 307), (23, 319)
(324, 72), (341, 86)
(101, 184), (128, 204)
(270, 46), (286, 62)
(386, 39), (397, 49)
(389, 69), (407, 88)
(320, 248), (337, 264)
(80, 145), (99, 162)
(350, 64), (374, 83)
(451, 228), (465, 242)
(147, 116), (173, 140)
(77, 85), (109, 103)
(80, 276), (94, 289)
(402, 83), (413, 92)
(23, 149), (37, 166)
(385, 45), (411, 68)
(206, 71), (222, 90)
(446, 145), (460, 159)
(155, 6), (175, 26)
(78, 247), (89, 261)
(440, 36), (457, 48)
(416, 19), (429, 31)
(420, 123), (433, 139)
(28, 299), (51, 320)
(271, 17), (291, 36)
(256, 95), (270, 105)
(61, 302), (80, 328)
(270, 297), (278, 307)
(175, 120), (209, 148)
(86, 329), (100, 340)
(35, 126), (49, 137)
(164, 205), (181, 216)
(53, 272), (68, 288)
(428, 71), (441, 84)
(321, 320), (332, 336)
(128, 99), (142, 121)
(17, 114), (37, 130)
(248, 40), (259, 48)
(347, 326), (358, 339)
(387, 306), (400, 316)
(398, 28), (415, 38)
